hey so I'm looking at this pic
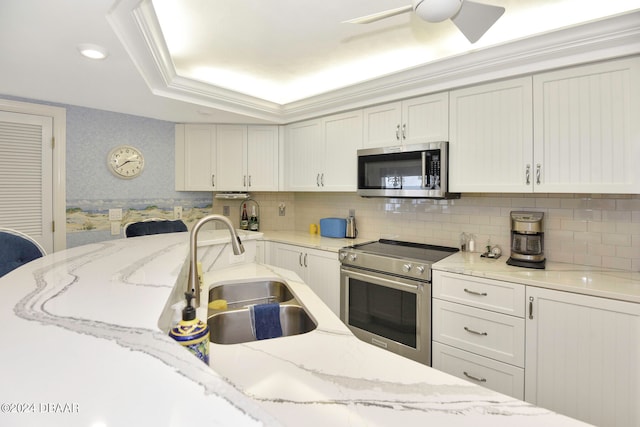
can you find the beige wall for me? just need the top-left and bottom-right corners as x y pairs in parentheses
(213, 192), (640, 272)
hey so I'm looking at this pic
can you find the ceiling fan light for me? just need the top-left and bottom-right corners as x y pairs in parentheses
(415, 0), (463, 23)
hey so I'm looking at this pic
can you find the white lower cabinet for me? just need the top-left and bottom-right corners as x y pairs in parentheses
(525, 286), (640, 427)
(432, 271), (525, 399)
(432, 342), (524, 399)
(267, 242), (340, 316)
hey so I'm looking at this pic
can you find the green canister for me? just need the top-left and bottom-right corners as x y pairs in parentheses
(169, 292), (210, 364)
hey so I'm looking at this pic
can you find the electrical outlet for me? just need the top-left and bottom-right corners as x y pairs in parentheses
(108, 208), (122, 221)
(278, 202), (286, 216)
(222, 205), (230, 216)
(174, 206), (183, 219)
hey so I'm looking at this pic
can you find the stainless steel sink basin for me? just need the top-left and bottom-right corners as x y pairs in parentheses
(207, 279), (317, 344)
(208, 280), (294, 309)
(208, 304), (317, 344)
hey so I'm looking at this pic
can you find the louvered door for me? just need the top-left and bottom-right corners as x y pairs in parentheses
(0, 111), (53, 252)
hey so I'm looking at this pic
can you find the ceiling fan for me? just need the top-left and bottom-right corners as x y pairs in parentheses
(343, 0), (505, 43)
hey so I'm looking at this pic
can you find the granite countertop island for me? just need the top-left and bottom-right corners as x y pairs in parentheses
(0, 231), (589, 426)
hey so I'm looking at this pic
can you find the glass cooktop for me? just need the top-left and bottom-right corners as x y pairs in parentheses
(347, 239), (458, 263)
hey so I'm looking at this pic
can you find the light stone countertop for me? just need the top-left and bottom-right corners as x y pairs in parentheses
(0, 230), (590, 426)
(433, 251), (640, 304)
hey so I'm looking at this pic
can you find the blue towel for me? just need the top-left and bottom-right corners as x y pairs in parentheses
(250, 303), (282, 340)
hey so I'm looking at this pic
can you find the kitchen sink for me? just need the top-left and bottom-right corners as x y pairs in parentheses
(208, 304), (317, 344)
(208, 280), (295, 309)
(206, 279), (317, 344)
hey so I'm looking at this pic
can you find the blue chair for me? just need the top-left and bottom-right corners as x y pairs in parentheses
(124, 218), (188, 238)
(0, 228), (47, 277)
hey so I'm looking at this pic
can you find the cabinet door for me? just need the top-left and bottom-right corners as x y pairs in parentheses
(533, 57), (640, 193)
(321, 110), (363, 191)
(402, 93), (449, 145)
(216, 125), (247, 191)
(525, 287), (640, 427)
(363, 102), (402, 148)
(177, 124), (217, 191)
(449, 77), (533, 192)
(270, 243), (306, 279)
(305, 248), (340, 316)
(247, 126), (279, 191)
(283, 119), (323, 191)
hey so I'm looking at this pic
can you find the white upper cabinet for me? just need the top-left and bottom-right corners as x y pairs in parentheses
(176, 124), (279, 192)
(449, 77), (534, 193)
(283, 119), (323, 191)
(246, 125), (279, 191)
(216, 125), (247, 191)
(533, 56), (640, 193)
(284, 110), (363, 191)
(175, 124), (217, 191)
(363, 93), (449, 149)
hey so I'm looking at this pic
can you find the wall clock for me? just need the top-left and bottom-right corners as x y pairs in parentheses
(108, 145), (145, 179)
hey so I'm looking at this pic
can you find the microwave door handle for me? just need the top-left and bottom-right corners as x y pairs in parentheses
(421, 151), (426, 189)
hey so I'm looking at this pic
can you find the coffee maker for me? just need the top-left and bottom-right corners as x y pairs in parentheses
(506, 211), (546, 269)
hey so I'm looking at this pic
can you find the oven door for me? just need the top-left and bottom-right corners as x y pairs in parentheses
(340, 265), (431, 366)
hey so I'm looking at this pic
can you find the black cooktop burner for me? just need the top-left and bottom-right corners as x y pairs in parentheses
(348, 239), (458, 263)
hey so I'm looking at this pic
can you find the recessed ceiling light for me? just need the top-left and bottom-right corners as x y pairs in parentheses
(77, 43), (108, 60)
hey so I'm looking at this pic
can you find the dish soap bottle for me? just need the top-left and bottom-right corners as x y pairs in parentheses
(249, 205), (259, 231)
(169, 292), (210, 364)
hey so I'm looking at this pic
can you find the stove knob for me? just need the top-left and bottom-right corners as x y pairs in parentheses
(402, 263), (412, 273)
(415, 265), (425, 275)
(339, 252), (347, 261)
(349, 254), (358, 262)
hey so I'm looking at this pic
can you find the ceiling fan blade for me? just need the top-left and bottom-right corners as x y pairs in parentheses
(342, 5), (413, 24)
(451, 0), (505, 43)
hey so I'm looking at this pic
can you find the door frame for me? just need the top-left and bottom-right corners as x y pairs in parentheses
(0, 98), (66, 252)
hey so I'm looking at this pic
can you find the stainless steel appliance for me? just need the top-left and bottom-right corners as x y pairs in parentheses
(357, 141), (460, 199)
(506, 211), (546, 269)
(339, 240), (458, 365)
(345, 216), (357, 238)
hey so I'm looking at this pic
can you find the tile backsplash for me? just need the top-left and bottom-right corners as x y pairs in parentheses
(214, 192), (639, 272)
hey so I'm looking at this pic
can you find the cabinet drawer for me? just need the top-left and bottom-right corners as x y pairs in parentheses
(433, 299), (525, 366)
(433, 271), (525, 317)
(432, 342), (524, 400)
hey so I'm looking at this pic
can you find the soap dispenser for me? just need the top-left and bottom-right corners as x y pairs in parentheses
(169, 292), (210, 364)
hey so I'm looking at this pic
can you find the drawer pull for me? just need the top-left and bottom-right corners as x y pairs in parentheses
(463, 288), (487, 296)
(464, 326), (488, 336)
(463, 371), (487, 383)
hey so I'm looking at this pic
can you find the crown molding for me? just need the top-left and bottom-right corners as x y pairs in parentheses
(108, 1), (640, 124)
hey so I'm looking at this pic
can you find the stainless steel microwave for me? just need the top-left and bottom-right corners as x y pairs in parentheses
(357, 141), (460, 199)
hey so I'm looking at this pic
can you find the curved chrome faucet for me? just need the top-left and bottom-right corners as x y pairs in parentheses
(189, 214), (245, 306)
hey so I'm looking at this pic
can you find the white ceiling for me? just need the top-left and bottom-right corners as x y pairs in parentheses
(0, 0), (639, 124)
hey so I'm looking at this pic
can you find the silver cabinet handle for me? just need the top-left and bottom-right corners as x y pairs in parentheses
(243, 175), (246, 187)
(303, 253), (308, 267)
(316, 173), (320, 187)
(248, 175), (252, 187)
(525, 164), (531, 185)
(212, 174), (215, 187)
(320, 173), (324, 187)
(299, 252), (303, 267)
(402, 123), (406, 140)
(529, 296), (534, 319)
(464, 288), (487, 296)
(463, 371), (487, 383)
(395, 124), (400, 140)
(536, 164), (541, 185)
(464, 326), (488, 336)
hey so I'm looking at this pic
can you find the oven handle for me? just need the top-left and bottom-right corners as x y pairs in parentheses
(421, 151), (426, 189)
(340, 266), (425, 293)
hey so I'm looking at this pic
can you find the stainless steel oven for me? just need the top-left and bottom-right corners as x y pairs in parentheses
(339, 240), (458, 366)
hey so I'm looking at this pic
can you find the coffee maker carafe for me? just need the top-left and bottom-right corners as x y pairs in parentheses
(506, 211), (545, 269)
